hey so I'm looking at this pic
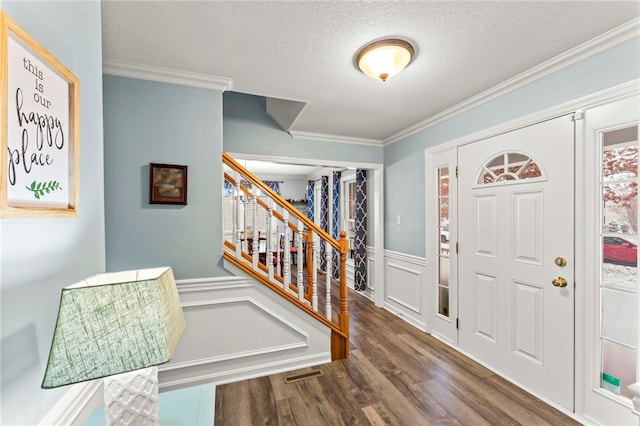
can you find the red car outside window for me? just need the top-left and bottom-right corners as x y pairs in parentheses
(603, 235), (638, 267)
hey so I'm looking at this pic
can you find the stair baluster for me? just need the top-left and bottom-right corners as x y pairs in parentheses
(283, 211), (291, 288)
(305, 230), (313, 301)
(325, 241), (332, 319)
(222, 152), (349, 360)
(297, 221), (304, 302)
(251, 193), (259, 269)
(267, 199), (275, 282)
(234, 180), (242, 258)
(312, 235), (318, 311)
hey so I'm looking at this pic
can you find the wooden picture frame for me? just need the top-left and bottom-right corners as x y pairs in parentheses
(0, 11), (80, 218)
(149, 163), (188, 205)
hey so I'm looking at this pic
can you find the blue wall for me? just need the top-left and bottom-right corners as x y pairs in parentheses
(384, 37), (640, 257)
(0, 2), (105, 424)
(103, 75), (228, 279)
(224, 92), (384, 164)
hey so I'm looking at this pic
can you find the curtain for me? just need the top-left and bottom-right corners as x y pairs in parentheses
(263, 180), (280, 195)
(240, 179), (252, 190)
(307, 181), (314, 221)
(354, 169), (367, 291)
(223, 181), (233, 197)
(332, 171), (341, 279)
(319, 176), (329, 271)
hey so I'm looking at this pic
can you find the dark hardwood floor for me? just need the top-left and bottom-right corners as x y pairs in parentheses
(215, 286), (579, 425)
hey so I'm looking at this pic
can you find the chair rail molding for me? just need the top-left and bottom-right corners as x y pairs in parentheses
(384, 249), (427, 267)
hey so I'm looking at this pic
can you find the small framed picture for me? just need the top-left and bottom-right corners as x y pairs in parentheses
(149, 163), (188, 205)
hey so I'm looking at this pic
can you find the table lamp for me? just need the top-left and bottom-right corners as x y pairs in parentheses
(41, 267), (185, 425)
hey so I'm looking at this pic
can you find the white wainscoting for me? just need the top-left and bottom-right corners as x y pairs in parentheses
(159, 275), (332, 390)
(383, 250), (428, 331)
(39, 275), (331, 425)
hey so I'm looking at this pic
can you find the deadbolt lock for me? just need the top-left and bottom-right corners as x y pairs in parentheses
(554, 257), (567, 267)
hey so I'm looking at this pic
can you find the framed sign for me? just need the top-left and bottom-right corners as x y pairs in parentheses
(149, 163), (188, 205)
(0, 11), (79, 218)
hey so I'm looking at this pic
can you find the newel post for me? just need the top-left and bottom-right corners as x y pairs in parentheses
(332, 231), (350, 360)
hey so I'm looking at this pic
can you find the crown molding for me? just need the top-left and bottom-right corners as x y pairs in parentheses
(384, 17), (640, 146)
(102, 58), (233, 92)
(288, 130), (383, 147)
(425, 79), (639, 156)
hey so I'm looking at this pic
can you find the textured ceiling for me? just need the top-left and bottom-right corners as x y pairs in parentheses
(101, 1), (640, 143)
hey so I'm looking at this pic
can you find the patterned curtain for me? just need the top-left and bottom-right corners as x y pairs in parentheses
(240, 179), (252, 190)
(307, 181), (314, 221)
(354, 169), (367, 291)
(319, 176), (329, 271)
(223, 181), (233, 197)
(263, 180), (280, 195)
(332, 171), (341, 279)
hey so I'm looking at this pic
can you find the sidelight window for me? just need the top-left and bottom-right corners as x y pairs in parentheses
(437, 166), (450, 317)
(599, 125), (638, 399)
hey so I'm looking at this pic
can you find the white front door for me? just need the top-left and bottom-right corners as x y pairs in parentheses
(458, 115), (575, 409)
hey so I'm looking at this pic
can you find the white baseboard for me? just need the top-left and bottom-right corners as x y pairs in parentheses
(38, 380), (103, 426)
(383, 302), (428, 332)
(430, 333), (590, 425)
(159, 352), (330, 391)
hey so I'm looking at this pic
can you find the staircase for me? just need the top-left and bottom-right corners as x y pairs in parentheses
(222, 152), (349, 360)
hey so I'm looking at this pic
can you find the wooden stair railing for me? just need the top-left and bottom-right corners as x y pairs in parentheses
(222, 152), (349, 360)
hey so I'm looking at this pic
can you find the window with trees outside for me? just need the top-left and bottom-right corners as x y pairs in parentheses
(438, 166), (450, 317)
(599, 125), (638, 399)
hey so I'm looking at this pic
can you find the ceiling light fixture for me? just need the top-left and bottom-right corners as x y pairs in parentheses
(356, 38), (415, 82)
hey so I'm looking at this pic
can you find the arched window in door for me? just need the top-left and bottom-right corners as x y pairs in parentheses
(477, 151), (544, 185)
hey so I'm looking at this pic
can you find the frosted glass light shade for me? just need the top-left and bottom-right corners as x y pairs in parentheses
(356, 39), (415, 82)
(42, 267), (185, 389)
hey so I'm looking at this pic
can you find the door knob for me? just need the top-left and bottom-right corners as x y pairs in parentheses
(552, 277), (568, 287)
(554, 257), (567, 267)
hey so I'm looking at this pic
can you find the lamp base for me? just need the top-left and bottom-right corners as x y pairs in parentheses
(104, 366), (159, 426)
